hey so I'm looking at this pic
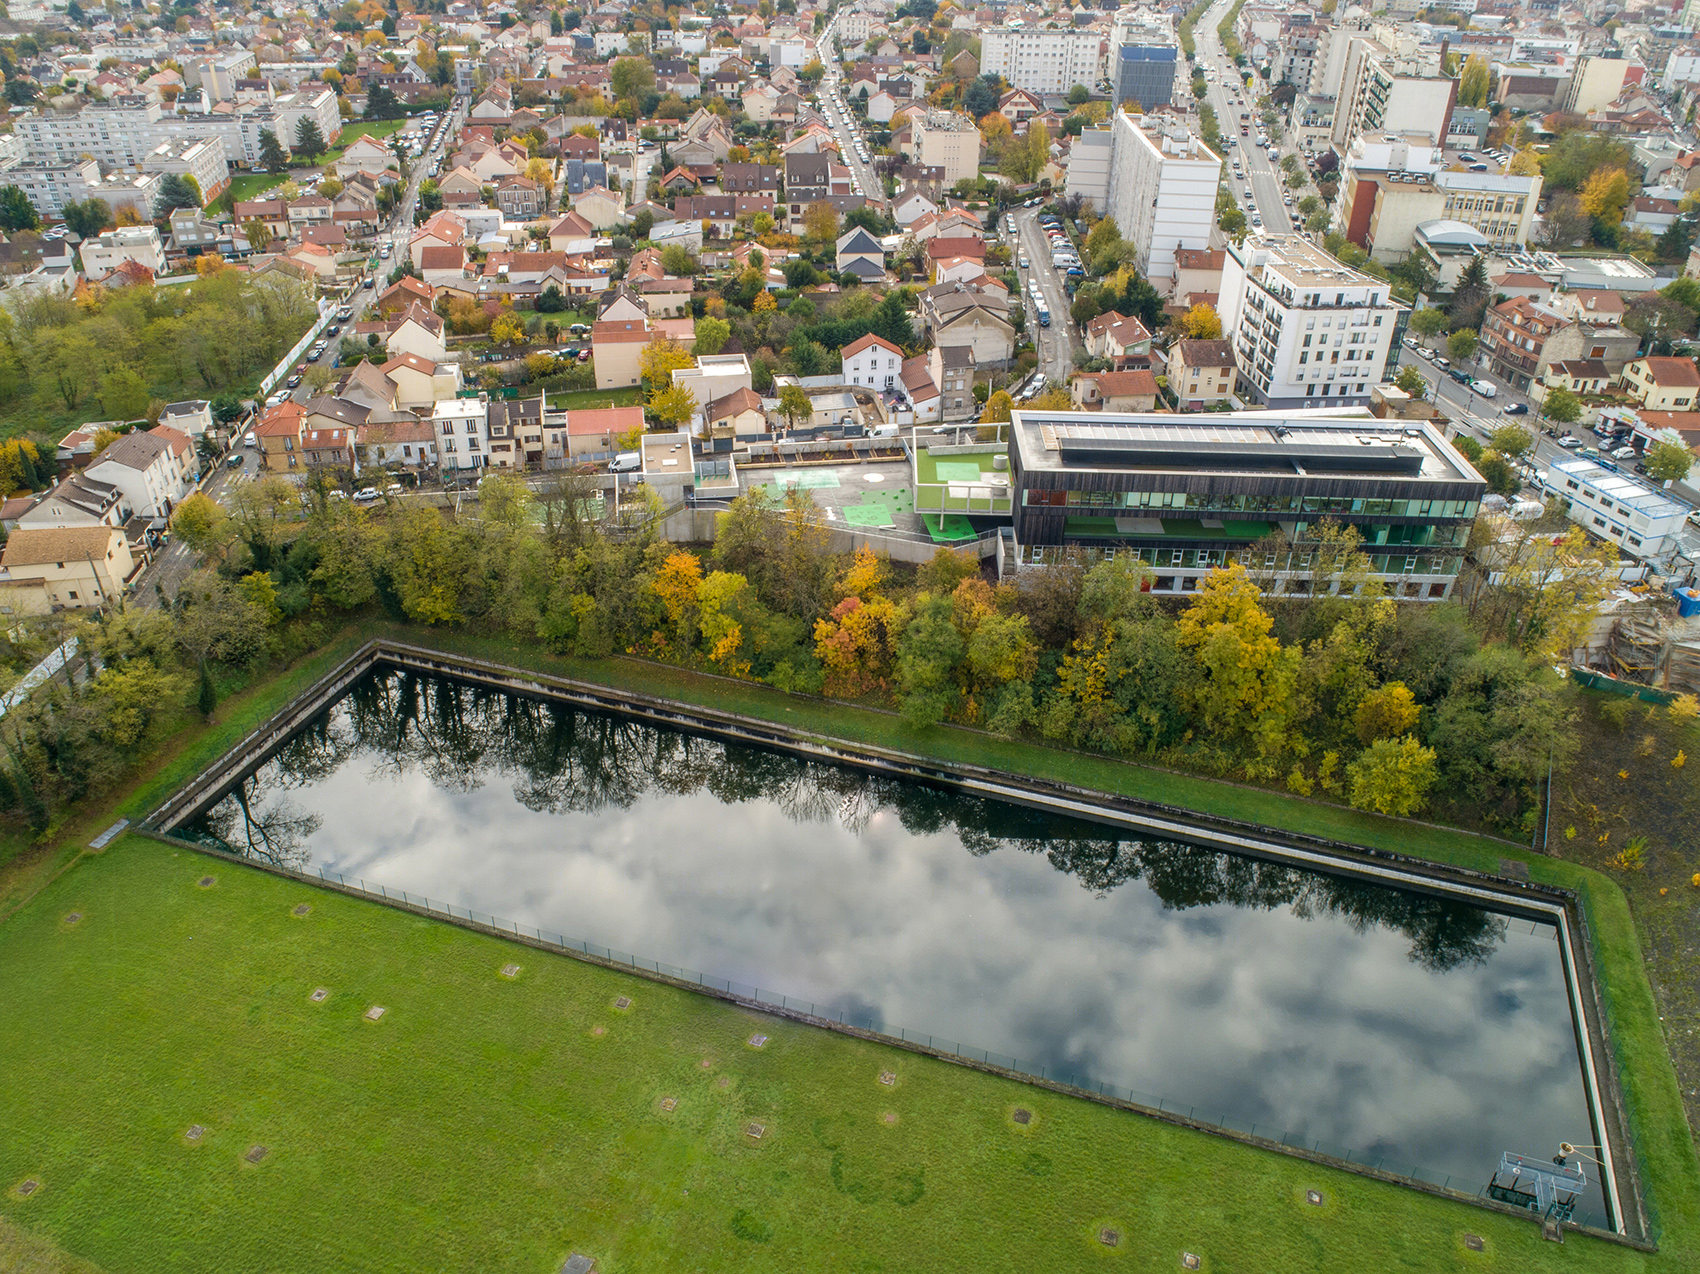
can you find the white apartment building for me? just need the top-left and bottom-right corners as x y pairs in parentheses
(14, 90), (337, 170)
(432, 399), (489, 472)
(903, 110), (981, 185)
(1332, 40), (1453, 151)
(1219, 234), (1409, 411)
(1062, 126), (1114, 213)
(142, 137), (231, 202)
(1104, 111), (1220, 289)
(980, 25), (1107, 95)
(80, 225), (166, 277)
(190, 49), (258, 101)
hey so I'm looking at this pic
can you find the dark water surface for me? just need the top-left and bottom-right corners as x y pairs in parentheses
(185, 667), (1605, 1219)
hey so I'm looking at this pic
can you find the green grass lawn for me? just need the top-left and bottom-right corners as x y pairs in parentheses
(542, 387), (645, 410)
(313, 118), (408, 166)
(0, 831), (1676, 1274)
(211, 171), (287, 216)
(1, 626), (1697, 1272)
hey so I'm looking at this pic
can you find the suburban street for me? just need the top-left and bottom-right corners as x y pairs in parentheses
(1009, 206), (1076, 385)
(818, 14), (875, 198)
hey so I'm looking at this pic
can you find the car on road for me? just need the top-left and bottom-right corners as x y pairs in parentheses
(353, 487), (380, 503)
(1402, 336), (1419, 349)
(243, 430), (257, 447)
(1432, 355), (1450, 370)
(380, 244), (392, 259)
(265, 391), (289, 408)
(1503, 402), (1528, 415)
(1611, 445), (1637, 461)
(286, 372), (303, 388)
(225, 452), (244, 469)
(1469, 378), (1495, 397)
(1018, 255), (1029, 268)
(1558, 435), (1584, 448)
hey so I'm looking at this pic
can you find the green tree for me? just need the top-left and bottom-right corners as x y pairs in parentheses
(171, 492), (234, 558)
(895, 591), (964, 727)
(293, 117), (327, 163)
(1448, 257), (1489, 330)
(1489, 423), (1533, 459)
(365, 84), (400, 120)
(242, 218), (274, 252)
(100, 366), (151, 420)
(1174, 563), (1300, 762)
(1542, 385), (1581, 425)
(1457, 54), (1490, 108)
(660, 244), (698, 276)
(60, 198), (111, 238)
(153, 173), (202, 219)
(1645, 438), (1694, 483)
(611, 57), (655, 100)
(258, 128), (290, 171)
(1446, 328), (1478, 363)
(1409, 307), (1448, 341)
(777, 383), (813, 431)
(1066, 85), (1091, 106)
(693, 316), (731, 355)
(1394, 364), (1426, 399)
(0, 185), (41, 232)
(1346, 735), (1439, 816)
(197, 661), (217, 719)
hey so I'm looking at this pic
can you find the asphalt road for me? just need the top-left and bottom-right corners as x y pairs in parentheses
(818, 18), (877, 198)
(1008, 206), (1076, 385)
(1198, 0), (1295, 235)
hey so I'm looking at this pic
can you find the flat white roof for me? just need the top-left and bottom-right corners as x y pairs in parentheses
(1551, 457), (1688, 519)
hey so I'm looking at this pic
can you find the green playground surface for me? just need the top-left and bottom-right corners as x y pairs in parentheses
(922, 513), (979, 542)
(840, 486), (916, 529)
(931, 461), (987, 482)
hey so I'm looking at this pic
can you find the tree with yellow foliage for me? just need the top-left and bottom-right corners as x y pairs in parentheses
(981, 389), (1014, 423)
(979, 111), (1012, 148)
(525, 158), (555, 210)
(1174, 563), (1301, 766)
(1177, 302), (1223, 340)
(490, 311), (526, 346)
(1580, 168), (1631, 225)
(652, 550), (702, 646)
(639, 336), (695, 393)
(840, 544), (886, 599)
(648, 382), (698, 429)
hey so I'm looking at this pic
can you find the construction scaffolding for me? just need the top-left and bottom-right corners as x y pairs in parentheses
(1596, 602), (1700, 697)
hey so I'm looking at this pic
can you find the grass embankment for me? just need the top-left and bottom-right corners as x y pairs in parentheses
(211, 172), (287, 216)
(314, 118), (408, 166)
(0, 832), (1676, 1274)
(0, 627), (1695, 1272)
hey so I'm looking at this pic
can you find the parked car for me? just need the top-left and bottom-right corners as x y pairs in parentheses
(1502, 402), (1529, 415)
(1611, 445), (1637, 460)
(1558, 435), (1584, 449)
(243, 430), (257, 447)
(225, 452), (244, 469)
(353, 487), (380, 503)
(285, 373), (303, 388)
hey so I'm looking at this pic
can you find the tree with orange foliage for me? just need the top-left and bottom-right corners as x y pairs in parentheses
(813, 594), (903, 697)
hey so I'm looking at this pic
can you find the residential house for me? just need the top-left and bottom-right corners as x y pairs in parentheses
(486, 396), (546, 469)
(936, 346), (976, 422)
(1544, 359), (1613, 398)
(381, 353), (462, 409)
(702, 386), (768, 441)
(835, 226), (886, 281)
(158, 399), (213, 437)
(899, 355), (941, 423)
(419, 245), (469, 288)
(1620, 356), (1700, 411)
(377, 275), (435, 317)
(359, 419), (436, 469)
(1071, 369), (1161, 413)
(433, 398), (489, 472)
(841, 333), (906, 390)
(1083, 311), (1155, 370)
(494, 174), (544, 219)
(255, 400), (306, 472)
(300, 424), (360, 471)
(920, 283), (1015, 366)
(1168, 339), (1237, 409)
(672, 354), (755, 420)
(1480, 295), (1641, 391)
(334, 134), (395, 178)
(83, 428), (195, 519)
(0, 526), (136, 611)
(573, 185), (628, 227)
(18, 473), (128, 528)
(387, 303), (449, 362)
(559, 405), (644, 462)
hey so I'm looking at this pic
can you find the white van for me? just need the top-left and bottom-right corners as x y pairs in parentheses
(609, 451), (642, 473)
(869, 424), (899, 438)
(1472, 380), (1496, 399)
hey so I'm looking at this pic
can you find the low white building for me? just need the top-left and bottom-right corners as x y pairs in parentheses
(80, 225), (166, 277)
(672, 353), (753, 419)
(1540, 456), (1690, 559)
(840, 333), (905, 391)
